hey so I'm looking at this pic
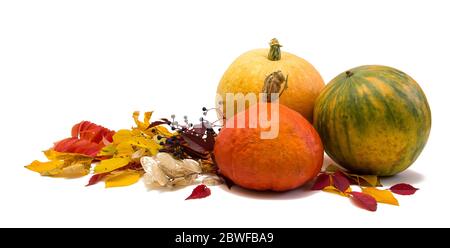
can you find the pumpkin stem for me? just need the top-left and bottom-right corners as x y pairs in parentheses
(261, 71), (288, 102)
(268, 38), (282, 61)
(346, 71), (354, 78)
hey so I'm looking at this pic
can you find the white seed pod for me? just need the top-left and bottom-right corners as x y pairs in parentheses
(143, 172), (156, 186)
(160, 158), (185, 178)
(202, 175), (224, 186)
(140, 156), (158, 174)
(182, 159), (202, 173)
(170, 174), (198, 187)
(156, 152), (178, 172)
(151, 163), (169, 186)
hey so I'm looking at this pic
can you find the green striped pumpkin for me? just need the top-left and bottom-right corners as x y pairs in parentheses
(313, 65), (431, 176)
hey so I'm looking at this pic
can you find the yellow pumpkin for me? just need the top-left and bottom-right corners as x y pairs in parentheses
(216, 39), (325, 122)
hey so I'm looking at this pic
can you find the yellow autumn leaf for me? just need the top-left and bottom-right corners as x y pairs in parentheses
(362, 187), (399, 206)
(105, 170), (142, 188)
(94, 157), (131, 174)
(358, 175), (379, 187)
(55, 163), (90, 178)
(97, 145), (117, 157)
(128, 136), (160, 155)
(113, 129), (133, 145)
(133, 111), (153, 130)
(25, 160), (64, 175)
(44, 149), (91, 161)
(323, 185), (352, 197)
(115, 142), (135, 157)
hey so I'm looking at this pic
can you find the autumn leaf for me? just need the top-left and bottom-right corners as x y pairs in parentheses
(112, 130), (134, 145)
(97, 145), (117, 157)
(133, 111), (153, 131)
(26, 150), (93, 178)
(26, 112), (174, 186)
(147, 120), (171, 129)
(86, 173), (109, 186)
(55, 163), (91, 178)
(362, 187), (399, 206)
(323, 185), (352, 197)
(315, 164), (419, 211)
(324, 164), (381, 187)
(54, 121), (115, 157)
(390, 183), (419, 195)
(43, 149), (92, 161)
(105, 170), (142, 188)
(26, 160), (65, 175)
(53, 137), (102, 157)
(71, 121), (114, 144)
(26, 160), (90, 178)
(115, 142), (135, 157)
(356, 175), (380, 187)
(94, 157), (131, 174)
(185, 184), (211, 200)
(333, 171), (350, 192)
(180, 131), (208, 153)
(127, 136), (160, 155)
(311, 174), (331, 190)
(349, 192), (377, 212)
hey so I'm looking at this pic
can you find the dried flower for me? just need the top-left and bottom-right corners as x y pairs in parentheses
(141, 153), (202, 188)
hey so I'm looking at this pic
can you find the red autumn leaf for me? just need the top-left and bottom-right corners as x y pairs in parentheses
(86, 173), (108, 186)
(349, 192), (377, 212)
(204, 129), (216, 152)
(192, 123), (207, 135)
(54, 137), (103, 157)
(311, 174), (331, 190)
(72, 121), (115, 143)
(390, 183), (419, 195)
(185, 184), (211, 200)
(179, 144), (209, 160)
(333, 171), (350, 192)
(54, 121), (115, 157)
(181, 131), (208, 153)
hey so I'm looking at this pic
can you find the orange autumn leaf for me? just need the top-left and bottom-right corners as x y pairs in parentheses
(26, 160), (65, 176)
(362, 187), (399, 206)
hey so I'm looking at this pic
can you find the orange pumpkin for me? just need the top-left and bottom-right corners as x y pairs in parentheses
(216, 39), (324, 122)
(214, 103), (324, 191)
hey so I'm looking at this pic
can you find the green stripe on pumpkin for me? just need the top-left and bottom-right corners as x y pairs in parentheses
(314, 65), (431, 176)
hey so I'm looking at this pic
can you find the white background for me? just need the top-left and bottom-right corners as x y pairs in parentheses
(1, 0), (449, 227)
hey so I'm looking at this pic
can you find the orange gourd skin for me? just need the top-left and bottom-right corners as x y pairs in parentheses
(216, 47), (324, 123)
(214, 103), (324, 191)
